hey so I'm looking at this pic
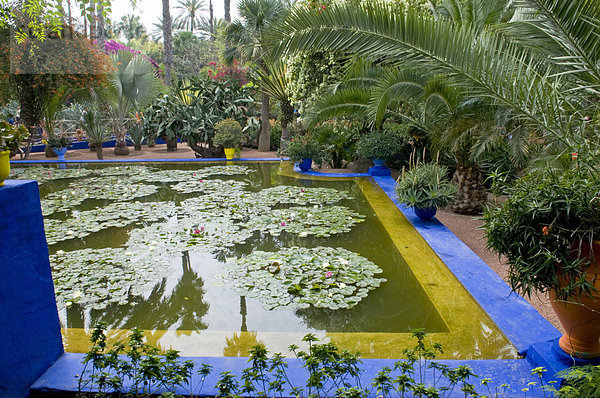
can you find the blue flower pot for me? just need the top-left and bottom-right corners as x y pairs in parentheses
(414, 207), (437, 221)
(52, 147), (68, 162)
(298, 158), (312, 171)
(373, 158), (386, 167)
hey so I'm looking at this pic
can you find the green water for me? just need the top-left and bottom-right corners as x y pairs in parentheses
(37, 162), (447, 336)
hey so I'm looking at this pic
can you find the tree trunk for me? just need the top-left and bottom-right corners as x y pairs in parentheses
(258, 91), (271, 152)
(166, 136), (178, 152)
(452, 165), (487, 215)
(88, 1), (96, 39)
(224, 0), (231, 22)
(113, 129), (130, 155)
(96, 2), (106, 49)
(95, 143), (104, 160)
(209, 0), (215, 41)
(162, 0), (174, 85)
(279, 100), (294, 151)
(188, 141), (222, 158)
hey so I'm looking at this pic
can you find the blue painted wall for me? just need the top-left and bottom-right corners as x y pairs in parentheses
(0, 180), (63, 397)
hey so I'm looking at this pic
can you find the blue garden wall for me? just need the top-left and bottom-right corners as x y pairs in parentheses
(0, 181), (63, 397)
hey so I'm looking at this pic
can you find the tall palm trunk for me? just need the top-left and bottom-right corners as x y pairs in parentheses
(96, 3), (106, 48)
(209, 0), (215, 41)
(88, 0), (96, 38)
(258, 90), (271, 151)
(279, 99), (294, 150)
(452, 165), (487, 215)
(163, 0), (174, 85)
(224, 0), (231, 22)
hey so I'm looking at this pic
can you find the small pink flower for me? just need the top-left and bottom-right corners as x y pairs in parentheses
(200, 226), (205, 231)
(300, 188), (305, 193)
(199, 179), (204, 183)
(325, 271), (333, 278)
(584, 116), (591, 121)
(193, 173), (197, 177)
(280, 222), (286, 226)
(192, 228), (201, 235)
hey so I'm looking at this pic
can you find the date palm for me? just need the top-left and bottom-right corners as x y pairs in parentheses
(271, 0), (600, 161)
(174, 0), (206, 33)
(163, 0), (174, 84)
(224, 0), (290, 151)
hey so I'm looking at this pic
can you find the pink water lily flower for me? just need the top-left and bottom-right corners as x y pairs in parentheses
(325, 271), (334, 278)
(280, 222), (286, 226)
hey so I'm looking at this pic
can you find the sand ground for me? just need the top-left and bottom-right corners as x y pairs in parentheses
(14, 144), (562, 331)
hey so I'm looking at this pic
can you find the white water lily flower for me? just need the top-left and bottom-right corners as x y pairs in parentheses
(313, 205), (319, 209)
(299, 232), (308, 237)
(148, 245), (155, 251)
(322, 262), (330, 268)
(73, 291), (82, 298)
(56, 250), (65, 256)
(66, 230), (74, 235)
(338, 257), (349, 265)
(339, 283), (347, 289)
(150, 240), (158, 245)
(61, 195), (67, 199)
(125, 251), (133, 256)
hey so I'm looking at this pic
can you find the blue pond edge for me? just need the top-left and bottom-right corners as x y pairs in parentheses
(6, 161), (591, 396)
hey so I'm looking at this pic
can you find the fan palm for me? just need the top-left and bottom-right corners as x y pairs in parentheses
(174, 0), (206, 33)
(107, 51), (162, 155)
(114, 14), (147, 41)
(271, 0), (600, 160)
(224, 0), (291, 151)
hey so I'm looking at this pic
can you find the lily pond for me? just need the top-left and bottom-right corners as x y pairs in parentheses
(13, 162), (518, 359)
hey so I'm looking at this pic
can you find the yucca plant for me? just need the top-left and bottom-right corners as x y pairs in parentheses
(80, 109), (111, 160)
(396, 162), (457, 211)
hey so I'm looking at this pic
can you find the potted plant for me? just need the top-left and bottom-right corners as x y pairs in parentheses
(356, 130), (403, 172)
(396, 163), (457, 221)
(80, 109), (111, 160)
(46, 133), (71, 162)
(484, 166), (600, 358)
(285, 133), (326, 171)
(213, 118), (244, 160)
(0, 121), (29, 186)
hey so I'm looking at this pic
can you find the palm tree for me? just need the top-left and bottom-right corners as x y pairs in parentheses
(255, 60), (295, 149)
(174, 0), (206, 33)
(107, 51), (162, 155)
(163, 0), (174, 85)
(114, 14), (147, 41)
(271, 0), (599, 160)
(224, 0), (290, 151)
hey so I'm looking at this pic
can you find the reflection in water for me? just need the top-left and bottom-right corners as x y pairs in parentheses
(65, 251), (209, 333)
(223, 332), (264, 357)
(240, 296), (248, 332)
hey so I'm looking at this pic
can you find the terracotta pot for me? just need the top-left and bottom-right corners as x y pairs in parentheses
(550, 240), (600, 358)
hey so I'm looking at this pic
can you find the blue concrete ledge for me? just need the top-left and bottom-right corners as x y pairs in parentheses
(13, 157), (287, 164)
(31, 353), (542, 397)
(293, 163), (370, 177)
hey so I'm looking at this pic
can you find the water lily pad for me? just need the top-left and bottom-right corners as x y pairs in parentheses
(224, 247), (386, 311)
(50, 248), (173, 310)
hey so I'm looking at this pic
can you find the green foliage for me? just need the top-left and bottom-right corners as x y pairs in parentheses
(356, 129), (404, 161)
(396, 163), (457, 209)
(142, 77), (256, 153)
(312, 120), (359, 168)
(0, 120), (29, 153)
(213, 118), (244, 148)
(554, 365), (600, 397)
(484, 167), (600, 299)
(172, 31), (218, 79)
(79, 109), (111, 146)
(284, 132), (327, 165)
(77, 324), (197, 397)
(46, 133), (71, 149)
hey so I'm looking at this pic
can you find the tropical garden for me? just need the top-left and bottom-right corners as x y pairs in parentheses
(2, 0), (600, 396)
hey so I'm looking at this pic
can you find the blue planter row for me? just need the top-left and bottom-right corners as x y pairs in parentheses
(27, 138), (182, 153)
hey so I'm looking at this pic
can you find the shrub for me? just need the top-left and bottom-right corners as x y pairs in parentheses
(285, 133), (327, 166)
(356, 129), (404, 161)
(213, 119), (244, 148)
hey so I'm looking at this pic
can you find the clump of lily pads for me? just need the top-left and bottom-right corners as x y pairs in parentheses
(257, 186), (353, 205)
(224, 247), (386, 311)
(181, 193), (272, 221)
(42, 176), (159, 215)
(171, 179), (247, 194)
(245, 205), (365, 237)
(44, 201), (177, 245)
(50, 248), (173, 310)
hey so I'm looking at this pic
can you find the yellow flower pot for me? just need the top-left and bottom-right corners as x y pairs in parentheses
(0, 150), (10, 187)
(224, 148), (236, 160)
